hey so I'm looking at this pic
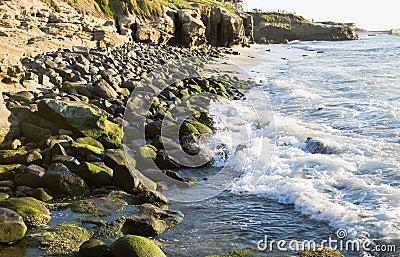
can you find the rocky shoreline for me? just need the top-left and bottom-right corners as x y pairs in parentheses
(0, 39), (252, 256)
(0, 1), (358, 256)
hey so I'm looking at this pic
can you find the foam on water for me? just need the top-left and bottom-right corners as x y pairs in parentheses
(210, 34), (400, 241)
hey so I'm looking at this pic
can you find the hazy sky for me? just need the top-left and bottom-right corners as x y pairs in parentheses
(243, 0), (400, 31)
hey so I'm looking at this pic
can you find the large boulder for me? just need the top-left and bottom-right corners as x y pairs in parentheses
(0, 207), (27, 243)
(176, 9), (207, 48)
(111, 235), (166, 257)
(201, 5), (247, 47)
(37, 99), (122, 143)
(42, 163), (90, 197)
(0, 197), (50, 227)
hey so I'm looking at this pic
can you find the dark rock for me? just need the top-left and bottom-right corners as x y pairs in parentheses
(304, 137), (339, 154)
(79, 239), (112, 257)
(32, 188), (52, 202)
(113, 165), (156, 194)
(93, 79), (118, 99)
(14, 164), (45, 188)
(121, 203), (183, 237)
(42, 163), (90, 197)
(20, 123), (51, 143)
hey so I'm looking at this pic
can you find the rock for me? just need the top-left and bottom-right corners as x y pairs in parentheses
(113, 165), (157, 194)
(304, 137), (339, 154)
(25, 223), (90, 255)
(32, 188), (52, 202)
(0, 138), (22, 150)
(0, 197), (50, 227)
(176, 9), (207, 48)
(93, 79), (118, 99)
(14, 164), (45, 188)
(37, 99), (122, 143)
(70, 196), (128, 217)
(201, 5), (247, 47)
(121, 203), (183, 237)
(135, 24), (161, 44)
(0, 149), (27, 164)
(134, 188), (168, 206)
(102, 149), (135, 169)
(0, 87), (20, 144)
(42, 163), (90, 197)
(300, 247), (344, 257)
(76, 137), (104, 150)
(71, 141), (104, 156)
(51, 155), (80, 170)
(111, 235), (166, 257)
(76, 162), (113, 188)
(0, 241), (27, 257)
(79, 239), (112, 257)
(0, 207), (27, 243)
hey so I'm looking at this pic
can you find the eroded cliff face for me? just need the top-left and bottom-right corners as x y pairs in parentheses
(117, 4), (251, 48)
(252, 12), (358, 44)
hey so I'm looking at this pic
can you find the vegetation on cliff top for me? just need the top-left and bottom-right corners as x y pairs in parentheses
(63, 0), (236, 19)
(252, 11), (309, 26)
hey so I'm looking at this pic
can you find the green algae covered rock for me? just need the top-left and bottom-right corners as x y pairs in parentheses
(38, 99), (122, 143)
(76, 162), (113, 187)
(111, 235), (166, 257)
(0, 207), (27, 243)
(300, 247), (344, 257)
(0, 197), (50, 227)
(26, 223), (90, 255)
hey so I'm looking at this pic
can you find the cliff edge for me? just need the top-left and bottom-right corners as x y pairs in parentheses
(252, 12), (358, 44)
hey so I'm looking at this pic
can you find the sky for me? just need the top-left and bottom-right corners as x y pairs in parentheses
(243, 0), (400, 31)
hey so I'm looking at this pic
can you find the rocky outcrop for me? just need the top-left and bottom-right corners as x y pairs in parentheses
(252, 12), (358, 43)
(176, 9), (207, 48)
(200, 5), (248, 47)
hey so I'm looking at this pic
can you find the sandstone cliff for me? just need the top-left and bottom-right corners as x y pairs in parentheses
(252, 12), (358, 44)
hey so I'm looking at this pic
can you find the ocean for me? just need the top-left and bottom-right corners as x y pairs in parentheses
(159, 33), (400, 257)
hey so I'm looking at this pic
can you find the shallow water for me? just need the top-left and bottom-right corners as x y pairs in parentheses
(159, 34), (400, 256)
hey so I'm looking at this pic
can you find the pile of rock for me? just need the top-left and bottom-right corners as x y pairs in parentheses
(0, 42), (246, 255)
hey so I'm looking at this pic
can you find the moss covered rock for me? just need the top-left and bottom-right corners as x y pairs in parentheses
(111, 235), (166, 257)
(79, 239), (112, 257)
(0, 197), (50, 227)
(102, 149), (136, 169)
(42, 163), (90, 197)
(76, 162), (113, 188)
(38, 99), (122, 143)
(0, 207), (27, 243)
(25, 223), (90, 255)
(300, 247), (344, 257)
(70, 196), (127, 217)
(190, 120), (213, 134)
(0, 150), (27, 164)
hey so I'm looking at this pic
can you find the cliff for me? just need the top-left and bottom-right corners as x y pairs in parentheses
(252, 12), (358, 43)
(0, 0), (252, 88)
